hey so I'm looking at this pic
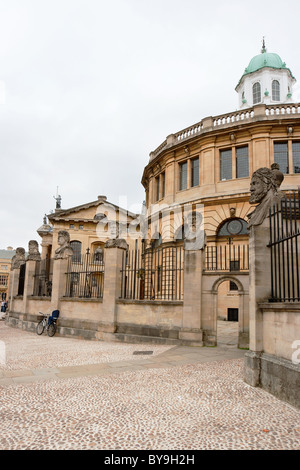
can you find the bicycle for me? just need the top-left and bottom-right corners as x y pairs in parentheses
(36, 310), (59, 337)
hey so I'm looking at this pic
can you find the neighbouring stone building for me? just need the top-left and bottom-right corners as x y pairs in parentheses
(0, 247), (16, 302)
(37, 194), (140, 260)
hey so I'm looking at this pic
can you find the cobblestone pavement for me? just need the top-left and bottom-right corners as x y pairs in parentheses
(0, 321), (299, 450)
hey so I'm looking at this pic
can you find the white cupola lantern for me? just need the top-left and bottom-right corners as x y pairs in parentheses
(235, 39), (296, 109)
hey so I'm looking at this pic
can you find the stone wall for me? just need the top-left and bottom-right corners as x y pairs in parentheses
(244, 208), (300, 408)
(6, 241), (205, 347)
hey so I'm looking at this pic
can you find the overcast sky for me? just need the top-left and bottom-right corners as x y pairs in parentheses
(1, 0), (300, 250)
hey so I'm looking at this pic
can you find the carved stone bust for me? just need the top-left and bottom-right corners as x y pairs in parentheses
(94, 246), (104, 262)
(54, 230), (74, 259)
(11, 247), (26, 270)
(183, 211), (206, 251)
(105, 238), (128, 250)
(247, 165), (284, 227)
(27, 240), (41, 261)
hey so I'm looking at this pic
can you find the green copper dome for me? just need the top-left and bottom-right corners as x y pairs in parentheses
(245, 50), (286, 74)
(236, 43), (296, 89)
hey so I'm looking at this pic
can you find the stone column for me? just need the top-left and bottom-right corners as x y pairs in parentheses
(8, 268), (21, 312)
(99, 239), (128, 339)
(248, 218), (271, 351)
(245, 217), (271, 386)
(181, 246), (204, 345)
(244, 164), (285, 387)
(22, 259), (37, 313)
(50, 257), (69, 312)
(8, 247), (26, 312)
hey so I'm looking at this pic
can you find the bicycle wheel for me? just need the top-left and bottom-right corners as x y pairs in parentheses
(36, 320), (45, 335)
(48, 322), (56, 337)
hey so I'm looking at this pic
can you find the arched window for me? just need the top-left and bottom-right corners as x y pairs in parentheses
(253, 82), (261, 104)
(70, 241), (82, 262)
(217, 218), (248, 237)
(272, 80), (280, 101)
(151, 232), (162, 248)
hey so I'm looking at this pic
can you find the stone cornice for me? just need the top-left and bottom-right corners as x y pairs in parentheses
(142, 103), (300, 183)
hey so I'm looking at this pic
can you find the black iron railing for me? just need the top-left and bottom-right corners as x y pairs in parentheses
(205, 244), (249, 272)
(17, 263), (26, 296)
(65, 249), (104, 299)
(33, 257), (53, 297)
(268, 190), (300, 302)
(120, 244), (184, 301)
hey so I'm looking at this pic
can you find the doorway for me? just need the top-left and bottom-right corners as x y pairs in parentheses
(216, 278), (239, 347)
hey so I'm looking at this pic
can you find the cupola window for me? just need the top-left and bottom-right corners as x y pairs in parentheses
(253, 82), (261, 104)
(272, 80), (280, 101)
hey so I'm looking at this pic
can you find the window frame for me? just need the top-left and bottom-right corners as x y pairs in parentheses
(272, 80), (280, 101)
(220, 149), (233, 181)
(179, 161), (188, 191)
(253, 82), (261, 104)
(191, 157), (199, 187)
(292, 141), (300, 174)
(155, 175), (160, 202)
(273, 141), (289, 174)
(236, 145), (249, 179)
(161, 172), (165, 198)
(70, 240), (82, 262)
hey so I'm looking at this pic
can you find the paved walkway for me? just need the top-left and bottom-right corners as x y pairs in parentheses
(0, 321), (299, 450)
(0, 321), (243, 385)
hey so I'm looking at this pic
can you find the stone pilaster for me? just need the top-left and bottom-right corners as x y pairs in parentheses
(50, 257), (69, 312)
(8, 268), (21, 311)
(181, 247), (204, 345)
(22, 260), (37, 313)
(99, 239), (128, 338)
(245, 217), (271, 386)
(248, 218), (271, 352)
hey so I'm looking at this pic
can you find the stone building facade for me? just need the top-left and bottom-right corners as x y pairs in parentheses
(141, 44), (300, 345)
(6, 43), (300, 407)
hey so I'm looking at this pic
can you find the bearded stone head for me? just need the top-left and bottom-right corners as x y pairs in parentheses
(57, 230), (70, 246)
(27, 240), (41, 261)
(247, 164), (284, 227)
(249, 167), (277, 204)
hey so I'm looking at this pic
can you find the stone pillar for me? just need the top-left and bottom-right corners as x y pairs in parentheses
(8, 247), (26, 311)
(181, 247), (204, 345)
(50, 257), (69, 312)
(202, 116), (213, 129)
(22, 259), (37, 313)
(248, 218), (271, 351)
(99, 239), (128, 339)
(245, 217), (271, 386)
(8, 268), (21, 311)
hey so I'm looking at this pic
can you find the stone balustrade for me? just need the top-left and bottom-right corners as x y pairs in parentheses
(149, 102), (300, 161)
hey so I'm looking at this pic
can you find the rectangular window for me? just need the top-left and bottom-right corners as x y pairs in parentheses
(292, 141), (300, 173)
(179, 161), (188, 190)
(236, 146), (249, 178)
(191, 157), (199, 187)
(161, 172), (165, 198)
(230, 260), (240, 272)
(0, 275), (8, 286)
(220, 149), (232, 180)
(155, 176), (160, 201)
(274, 142), (288, 174)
